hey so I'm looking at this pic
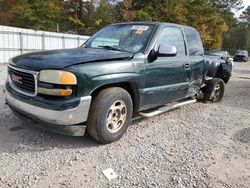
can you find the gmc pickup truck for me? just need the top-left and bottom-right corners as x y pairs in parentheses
(4, 22), (232, 144)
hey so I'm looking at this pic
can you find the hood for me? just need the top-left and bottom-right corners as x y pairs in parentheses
(205, 55), (228, 63)
(205, 55), (224, 60)
(10, 48), (134, 71)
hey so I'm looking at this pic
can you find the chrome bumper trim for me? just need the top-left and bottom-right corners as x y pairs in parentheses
(4, 86), (92, 126)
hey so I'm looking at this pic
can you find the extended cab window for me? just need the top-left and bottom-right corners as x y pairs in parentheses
(184, 28), (204, 56)
(156, 27), (186, 56)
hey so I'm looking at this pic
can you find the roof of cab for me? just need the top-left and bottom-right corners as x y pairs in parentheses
(109, 21), (196, 30)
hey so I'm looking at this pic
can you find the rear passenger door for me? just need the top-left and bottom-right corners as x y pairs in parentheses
(184, 28), (205, 97)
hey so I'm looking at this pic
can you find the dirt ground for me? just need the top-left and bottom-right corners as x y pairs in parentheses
(0, 62), (249, 188)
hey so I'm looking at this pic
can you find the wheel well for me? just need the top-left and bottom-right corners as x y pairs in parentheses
(216, 66), (230, 83)
(90, 82), (140, 117)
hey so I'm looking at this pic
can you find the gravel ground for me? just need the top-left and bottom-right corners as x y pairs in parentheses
(0, 62), (249, 188)
(0, 63), (7, 85)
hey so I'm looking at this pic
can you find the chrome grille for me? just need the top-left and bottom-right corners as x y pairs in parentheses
(8, 64), (38, 97)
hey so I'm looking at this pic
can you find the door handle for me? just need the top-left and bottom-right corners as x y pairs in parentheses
(183, 63), (190, 70)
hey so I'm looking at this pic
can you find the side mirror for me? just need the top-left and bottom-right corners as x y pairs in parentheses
(158, 44), (177, 57)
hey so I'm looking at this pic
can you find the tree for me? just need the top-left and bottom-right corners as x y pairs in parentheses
(0, 0), (246, 51)
(222, 6), (250, 54)
(10, 0), (65, 32)
(115, 0), (136, 22)
(64, 0), (116, 35)
(0, 0), (18, 25)
(185, 0), (228, 49)
(94, 0), (116, 30)
(240, 5), (250, 27)
(64, 0), (95, 34)
(210, 0), (243, 10)
(239, 6), (250, 52)
(131, 0), (229, 49)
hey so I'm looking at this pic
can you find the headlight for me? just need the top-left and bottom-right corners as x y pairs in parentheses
(38, 70), (77, 97)
(39, 70), (77, 85)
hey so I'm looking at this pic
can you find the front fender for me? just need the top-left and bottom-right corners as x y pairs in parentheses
(89, 73), (141, 94)
(65, 60), (144, 97)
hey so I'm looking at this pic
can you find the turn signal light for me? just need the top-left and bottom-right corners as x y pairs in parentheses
(59, 89), (73, 96)
(38, 88), (73, 96)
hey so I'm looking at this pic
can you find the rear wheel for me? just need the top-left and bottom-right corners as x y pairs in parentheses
(221, 73), (230, 83)
(203, 78), (225, 102)
(87, 87), (133, 144)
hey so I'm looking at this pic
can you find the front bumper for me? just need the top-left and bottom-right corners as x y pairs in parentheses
(4, 86), (92, 136)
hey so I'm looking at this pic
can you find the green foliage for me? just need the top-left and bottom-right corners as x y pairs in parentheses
(94, 0), (116, 30)
(0, 0), (18, 25)
(0, 0), (248, 51)
(240, 6), (250, 27)
(135, 10), (152, 21)
(10, 0), (65, 31)
(131, 0), (229, 49)
(115, 0), (136, 22)
(210, 0), (243, 10)
(223, 5), (250, 54)
(186, 0), (228, 49)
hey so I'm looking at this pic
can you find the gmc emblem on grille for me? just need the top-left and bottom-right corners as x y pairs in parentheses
(11, 74), (23, 84)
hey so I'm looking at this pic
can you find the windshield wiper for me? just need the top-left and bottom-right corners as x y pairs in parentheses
(98, 45), (129, 52)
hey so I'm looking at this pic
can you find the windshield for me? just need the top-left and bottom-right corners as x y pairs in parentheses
(83, 24), (156, 53)
(237, 50), (248, 55)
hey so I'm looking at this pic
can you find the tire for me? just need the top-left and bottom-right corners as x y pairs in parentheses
(203, 78), (225, 102)
(222, 74), (230, 83)
(87, 87), (133, 144)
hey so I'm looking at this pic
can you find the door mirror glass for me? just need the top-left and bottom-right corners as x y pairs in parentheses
(158, 44), (177, 57)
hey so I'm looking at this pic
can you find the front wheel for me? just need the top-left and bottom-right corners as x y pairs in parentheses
(203, 78), (225, 102)
(87, 87), (133, 144)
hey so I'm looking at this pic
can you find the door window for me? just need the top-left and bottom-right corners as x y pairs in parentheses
(184, 28), (204, 56)
(156, 27), (186, 56)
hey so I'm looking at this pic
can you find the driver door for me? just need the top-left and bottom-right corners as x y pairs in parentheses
(141, 26), (191, 109)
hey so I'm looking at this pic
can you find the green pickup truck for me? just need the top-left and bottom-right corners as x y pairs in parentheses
(4, 22), (232, 144)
